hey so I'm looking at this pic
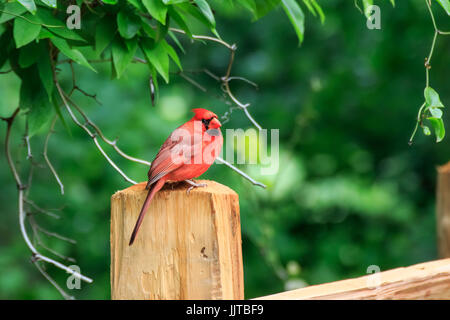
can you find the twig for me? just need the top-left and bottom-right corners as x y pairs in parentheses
(24, 136), (32, 160)
(24, 164), (34, 198)
(43, 117), (65, 195)
(0, 10), (64, 28)
(178, 72), (207, 92)
(34, 223), (77, 244)
(25, 198), (61, 219)
(29, 216), (76, 263)
(228, 76), (258, 88)
(1, 108), (93, 292)
(63, 56), (151, 167)
(177, 69), (233, 107)
(170, 28), (234, 50)
(50, 48), (140, 185)
(33, 261), (75, 300)
(170, 28), (263, 130)
(3, 108), (22, 187)
(216, 157), (267, 188)
(64, 94), (152, 167)
(57, 57), (147, 65)
(74, 86), (102, 105)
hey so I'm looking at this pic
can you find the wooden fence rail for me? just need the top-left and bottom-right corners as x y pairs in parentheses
(255, 258), (450, 300)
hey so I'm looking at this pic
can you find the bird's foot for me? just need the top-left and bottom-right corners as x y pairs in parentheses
(185, 180), (207, 195)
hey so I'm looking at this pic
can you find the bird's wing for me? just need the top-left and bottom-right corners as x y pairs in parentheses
(146, 125), (201, 188)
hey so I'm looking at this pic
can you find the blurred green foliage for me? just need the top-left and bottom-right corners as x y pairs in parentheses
(0, 0), (449, 299)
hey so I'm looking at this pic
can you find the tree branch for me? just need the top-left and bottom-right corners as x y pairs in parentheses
(216, 157), (267, 188)
(1, 108), (93, 296)
(171, 28), (263, 130)
(43, 116), (65, 195)
(50, 49), (140, 185)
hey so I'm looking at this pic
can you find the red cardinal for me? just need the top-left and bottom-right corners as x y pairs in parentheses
(129, 108), (223, 245)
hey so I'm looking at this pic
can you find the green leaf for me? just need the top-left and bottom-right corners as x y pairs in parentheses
(13, 14), (42, 48)
(101, 0), (118, 4)
(390, 0), (395, 7)
(128, 0), (146, 11)
(117, 11), (141, 39)
(0, 30), (13, 69)
(162, 40), (182, 70)
(362, 0), (373, 19)
(422, 125), (431, 136)
(141, 38), (169, 83)
(193, 0), (216, 28)
(18, 42), (39, 68)
(141, 18), (157, 38)
(302, 0), (315, 16)
(38, 28), (54, 39)
(155, 19), (169, 42)
(310, 0), (325, 23)
(0, 2), (27, 23)
(142, 0), (168, 25)
(424, 87), (445, 108)
(111, 37), (138, 78)
(253, 0), (281, 20)
(46, 26), (86, 42)
(17, 0), (36, 14)
(169, 7), (192, 37)
(40, 0), (57, 8)
(19, 65), (54, 137)
(237, 0), (256, 15)
(429, 107), (443, 118)
(35, 9), (86, 42)
(37, 43), (53, 100)
(177, 2), (219, 37)
(281, 0), (305, 45)
(436, 0), (450, 15)
(51, 37), (96, 72)
(95, 16), (117, 55)
(427, 117), (445, 142)
(168, 30), (185, 54)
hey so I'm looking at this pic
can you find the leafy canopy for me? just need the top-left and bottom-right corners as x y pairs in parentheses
(0, 0), (323, 136)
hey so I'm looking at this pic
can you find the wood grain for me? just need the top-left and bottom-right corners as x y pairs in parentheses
(111, 180), (244, 300)
(255, 258), (450, 300)
(437, 162), (450, 258)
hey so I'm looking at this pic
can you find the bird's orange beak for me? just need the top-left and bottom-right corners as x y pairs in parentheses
(210, 118), (222, 129)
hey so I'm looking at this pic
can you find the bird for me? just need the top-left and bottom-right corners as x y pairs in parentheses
(128, 108), (223, 245)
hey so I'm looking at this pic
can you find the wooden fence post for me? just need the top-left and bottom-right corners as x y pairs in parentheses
(110, 180), (244, 300)
(437, 163), (450, 258)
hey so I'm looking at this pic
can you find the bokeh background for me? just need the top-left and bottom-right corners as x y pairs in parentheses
(1, 0), (449, 299)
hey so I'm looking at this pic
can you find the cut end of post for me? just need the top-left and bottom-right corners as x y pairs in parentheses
(113, 180), (238, 198)
(437, 161), (450, 173)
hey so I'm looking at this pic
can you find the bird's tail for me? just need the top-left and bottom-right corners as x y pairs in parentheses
(129, 179), (165, 246)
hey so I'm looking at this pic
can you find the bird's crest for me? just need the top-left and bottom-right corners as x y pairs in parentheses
(191, 108), (218, 120)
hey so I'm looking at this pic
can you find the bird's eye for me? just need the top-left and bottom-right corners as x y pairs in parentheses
(202, 118), (212, 126)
